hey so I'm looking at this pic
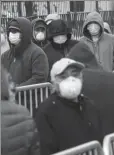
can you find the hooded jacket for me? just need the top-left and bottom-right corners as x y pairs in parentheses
(32, 18), (48, 48)
(81, 11), (114, 72)
(44, 19), (78, 81)
(67, 42), (102, 70)
(35, 93), (103, 155)
(1, 17), (49, 86)
(1, 66), (39, 155)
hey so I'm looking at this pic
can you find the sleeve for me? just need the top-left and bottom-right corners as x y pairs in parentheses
(35, 106), (58, 155)
(19, 50), (49, 86)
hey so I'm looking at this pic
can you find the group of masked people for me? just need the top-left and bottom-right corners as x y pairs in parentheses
(1, 11), (114, 155)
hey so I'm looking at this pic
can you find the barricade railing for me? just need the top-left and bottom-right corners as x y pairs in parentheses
(103, 133), (114, 155)
(15, 82), (53, 117)
(52, 141), (104, 155)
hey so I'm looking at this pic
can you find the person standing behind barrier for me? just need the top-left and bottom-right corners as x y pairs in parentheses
(67, 42), (102, 70)
(32, 18), (48, 49)
(45, 13), (60, 25)
(103, 22), (112, 34)
(1, 26), (10, 54)
(1, 17), (49, 86)
(35, 58), (103, 155)
(80, 11), (114, 72)
(1, 66), (40, 155)
(44, 19), (79, 81)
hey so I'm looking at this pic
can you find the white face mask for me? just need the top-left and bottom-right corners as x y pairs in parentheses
(9, 32), (21, 45)
(35, 32), (45, 41)
(1, 33), (6, 45)
(59, 76), (82, 100)
(53, 35), (67, 44)
(87, 23), (100, 36)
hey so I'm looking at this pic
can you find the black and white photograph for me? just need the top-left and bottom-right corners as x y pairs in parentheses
(1, 0), (114, 155)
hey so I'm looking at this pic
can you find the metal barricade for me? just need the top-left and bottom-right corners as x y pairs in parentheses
(16, 82), (52, 116)
(103, 133), (114, 155)
(52, 141), (104, 155)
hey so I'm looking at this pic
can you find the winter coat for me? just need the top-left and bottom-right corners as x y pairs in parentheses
(80, 11), (114, 72)
(1, 17), (49, 86)
(35, 93), (103, 155)
(1, 100), (40, 155)
(32, 18), (48, 49)
(82, 69), (114, 136)
(68, 41), (102, 70)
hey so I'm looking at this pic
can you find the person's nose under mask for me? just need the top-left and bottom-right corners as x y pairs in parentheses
(87, 23), (100, 36)
(53, 35), (67, 44)
(9, 32), (21, 45)
(35, 32), (46, 41)
(59, 76), (82, 100)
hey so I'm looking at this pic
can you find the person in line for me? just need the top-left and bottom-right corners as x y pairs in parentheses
(44, 19), (79, 81)
(67, 42), (102, 70)
(1, 26), (10, 54)
(45, 13), (60, 25)
(35, 58), (103, 155)
(32, 18), (48, 49)
(1, 17), (49, 87)
(80, 11), (114, 72)
(1, 66), (40, 155)
(103, 22), (112, 34)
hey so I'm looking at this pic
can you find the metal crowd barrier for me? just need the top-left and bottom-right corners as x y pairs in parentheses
(52, 141), (104, 155)
(15, 82), (52, 116)
(103, 133), (114, 155)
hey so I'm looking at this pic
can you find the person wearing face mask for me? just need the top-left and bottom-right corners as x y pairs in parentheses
(1, 17), (49, 86)
(1, 26), (10, 54)
(32, 18), (48, 49)
(80, 11), (114, 72)
(44, 19), (79, 81)
(35, 58), (103, 155)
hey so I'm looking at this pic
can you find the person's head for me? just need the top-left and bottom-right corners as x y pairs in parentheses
(103, 22), (112, 34)
(32, 18), (47, 42)
(47, 19), (72, 44)
(45, 13), (60, 25)
(1, 26), (6, 45)
(1, 65), (15, 101)
(7, 17), (32, 48)
(50, 58), (85, 101)
(83, 11), (104, 39)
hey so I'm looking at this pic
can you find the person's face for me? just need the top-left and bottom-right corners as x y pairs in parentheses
(34, 27), (46, 41)
(8, 28), (21, 45)
(87, 23), (100, 36)
(56, 66), (83, 82)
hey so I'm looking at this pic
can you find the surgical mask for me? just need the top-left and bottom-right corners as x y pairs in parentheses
(53, 35), (67, 44)
(87, 23), (100, 36)
(59, 76), (82, 100)
(9, 32), (21, 45)
(1, 33), (6, 45)
(35, 32), (45, 41)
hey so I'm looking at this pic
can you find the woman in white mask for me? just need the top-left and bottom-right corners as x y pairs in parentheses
(35, 58), (103, 155)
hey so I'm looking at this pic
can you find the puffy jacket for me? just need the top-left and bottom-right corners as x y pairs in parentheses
(80, 12), (114, 72)
(1, 100), (39, 155)
(1, 17), (49, 86)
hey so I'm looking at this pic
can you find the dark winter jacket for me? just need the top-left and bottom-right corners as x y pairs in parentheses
(82, 69), (114, 136)
(32, 18), (48, 49)
(1, 66), (40, 155)
(68, 42), (102, 70)
(1, 17), (49, 86)
(44, 19), (78, 80)
(80, 12), (114, 72)
(35, 93), (103, 155)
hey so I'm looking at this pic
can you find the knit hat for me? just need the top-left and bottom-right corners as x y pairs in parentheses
(47, 19), (71, 40)
(45, 13), (60, 25)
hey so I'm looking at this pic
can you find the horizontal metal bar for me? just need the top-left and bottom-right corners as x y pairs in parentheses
(15, 82), (52, 92)
(52, 141), (103, 155)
